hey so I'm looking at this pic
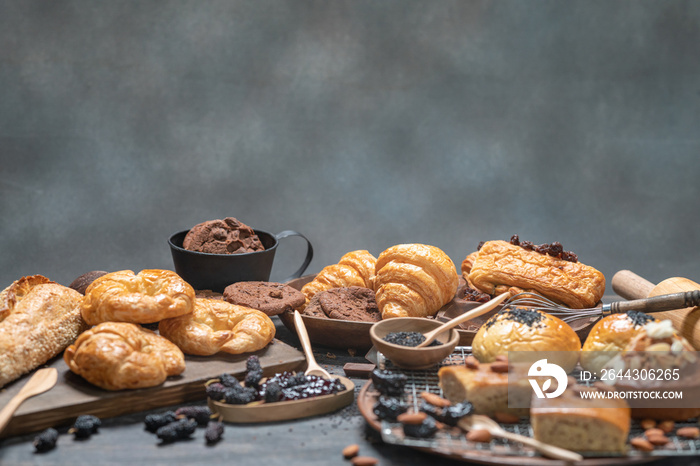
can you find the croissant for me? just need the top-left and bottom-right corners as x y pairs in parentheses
(374, 244), (459, 319)
(82, 269), (195, 325)
(159, 298), (275, 356)
(467, 240), (605, 309)
(300, 250), (376, 304)
(0, 275), (87, 388)
(64, 322), (185, 390)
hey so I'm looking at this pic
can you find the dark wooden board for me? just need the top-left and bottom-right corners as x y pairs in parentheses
(0, 338), (305, 438)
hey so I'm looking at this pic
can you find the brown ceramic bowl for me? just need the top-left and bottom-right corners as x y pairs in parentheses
(369, 317), (459, 370)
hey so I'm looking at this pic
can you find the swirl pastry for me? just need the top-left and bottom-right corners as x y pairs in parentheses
(159, 298), (275, 356)
(0, 275), (87, 388)
(300, 250), (376, 305)
(374, 244), (459, 319)
(64, 322), (186, 390)
(82, 269), (195, 325)
(467, 240), (605, 309)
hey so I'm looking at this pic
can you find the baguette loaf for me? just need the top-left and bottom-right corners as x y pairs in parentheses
(0, 275), (87, 388)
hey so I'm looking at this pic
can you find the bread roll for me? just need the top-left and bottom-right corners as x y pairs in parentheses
(64, 322), (185, 390)
(374, 244), (458, 319)
(0, 275), (87, 388)
(580, 311), (658, 376)
(467, 240), (605, 309)
(472, 307), (580, 373)
(82, 269), (195, 325)
(159, 298), (275, 356)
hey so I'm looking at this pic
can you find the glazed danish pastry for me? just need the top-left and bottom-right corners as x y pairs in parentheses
(300, 250), (377, 305)
(374, 244), (459, 319)
(63, 322), (186, 390)
(158, 298), (275, 356)
(0, 275), (87, 388)
(81, 269), (195, 325)
(467, 240), (605, 309)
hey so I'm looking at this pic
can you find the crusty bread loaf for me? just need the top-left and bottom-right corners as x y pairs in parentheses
(438, 360), (531, 417)
(0, 275), (87, 388)
(531, 386), (630, 453)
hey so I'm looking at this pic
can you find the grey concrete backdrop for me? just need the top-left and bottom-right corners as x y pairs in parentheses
(1, 1), (699, 293)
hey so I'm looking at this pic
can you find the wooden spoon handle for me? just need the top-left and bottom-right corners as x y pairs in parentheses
(497, 430), (583, 462)
(0, 395), (24, 433)
(612, 270), (655, 300)
(293, 310), (325, 374)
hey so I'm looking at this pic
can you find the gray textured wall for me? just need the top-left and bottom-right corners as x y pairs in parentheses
(1, 1), (699, 293)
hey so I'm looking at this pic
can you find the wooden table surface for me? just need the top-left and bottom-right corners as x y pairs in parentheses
(0, 318), (697, 466)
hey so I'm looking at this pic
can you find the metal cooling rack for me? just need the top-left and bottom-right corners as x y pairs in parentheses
(375, 346), (700, 459)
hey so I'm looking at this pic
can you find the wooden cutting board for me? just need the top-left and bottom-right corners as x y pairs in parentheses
(0, 339), (305, 438)
(612, 270), (700, 348)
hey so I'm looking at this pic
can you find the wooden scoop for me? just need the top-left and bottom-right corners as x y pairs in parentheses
(416, 293), (509, 347)
(459, 415), (583, 462)
(0, 368), (58, 434)
(612, 270), (700, 348)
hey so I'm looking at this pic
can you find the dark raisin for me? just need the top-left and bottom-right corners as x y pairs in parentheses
(440, 401), (474, 426)
(371, 369), (407, 397)
(156, 418), (198, 443)
(144, 411), (178, 433)
(510, 235), (520, 245)
(461, 286), (492, 303)
(70, 415), (101, 439)
(373, 397), (408, 422)
(33, 428), (59, 452)
(175, 406), (212, 426)
(477, 241), (485, 250)
(204, 421), (224, 445)
(548, 242), (563, 257)
(402, 416), (438, 438)
(520, 240), (535, 250)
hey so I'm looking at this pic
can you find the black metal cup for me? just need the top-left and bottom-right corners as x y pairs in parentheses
(168, 229), (313, 292)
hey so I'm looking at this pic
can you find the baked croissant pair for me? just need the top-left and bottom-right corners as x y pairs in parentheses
(301, 244), (460, 320)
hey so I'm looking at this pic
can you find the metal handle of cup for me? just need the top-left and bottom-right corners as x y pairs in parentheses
(275, 230), (314, 282)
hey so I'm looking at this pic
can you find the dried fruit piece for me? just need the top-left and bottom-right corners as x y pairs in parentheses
(420, 391), (451, 408)
(397, 412), (427, 425)
(69, 415), (101, 439)
(493, 412), (520, 424)
(658, 420), (675, 433)
(370, 369), (407, 397)
(351, 457), (379, 466)
(489, 362), (510, 373)
(33, 428), (59, 452)
(677, 427), (700, 439)
(144, 411), (178, 433)
(342, 444), (360, 459)
(646, 434), (669, 446)
(630, 437), (654, 451)
(466, 428), (492, 443)
(640, 419), (656, 430)
(204, 421), (225, 445)
(464, 356), (479, 370)
(156, 418), (198, 443)
(373, 397), (408, 422)
(175, 406), (212, 426)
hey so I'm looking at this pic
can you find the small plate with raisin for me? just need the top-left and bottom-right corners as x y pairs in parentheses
(205, 356), (354, 423)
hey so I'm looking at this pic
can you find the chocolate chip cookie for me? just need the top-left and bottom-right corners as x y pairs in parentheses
(183, 217), (264, 254)
(223, 281), (305, 316)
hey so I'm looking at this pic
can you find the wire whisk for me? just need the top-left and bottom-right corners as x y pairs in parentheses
(503, 290), (700, 324)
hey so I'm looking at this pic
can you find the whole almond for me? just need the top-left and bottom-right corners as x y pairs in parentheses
(397, 412), (427, 425)
(644, 428), (664, 438)
(490, 362), (510, 373)
(342, 444), (360, 459)
(493, 412), (520, 424)
(466, 428), (492, 443)
(465, 356), (480, 370)
(351, 457), (379, 466)
(640, 419), (657, 430)
(420, 391), (451, 408)
(677, 427), (700, 439)
(495, 354), (508, 362)
(658, 420), (675, 433)
(630, 437), (654, 452)
(646, 434), (669, 446)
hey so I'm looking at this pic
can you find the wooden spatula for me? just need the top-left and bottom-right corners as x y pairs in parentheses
(612, 270), (700, 348)
(0, 368), (58, 434)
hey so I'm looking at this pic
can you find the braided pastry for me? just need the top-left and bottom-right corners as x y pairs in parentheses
(159, 298), (275, 356)
(64, 322), (185, 390)
(374, 244), (459, 319)
(82, 269), (195, 325)
(300, 250), (376, 305)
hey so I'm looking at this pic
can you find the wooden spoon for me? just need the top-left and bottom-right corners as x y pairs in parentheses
(293, 310), (334, 379)
(415, 293), (509, 348)
(459, 414), (583, 462)
(0, 368), (58, 434)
